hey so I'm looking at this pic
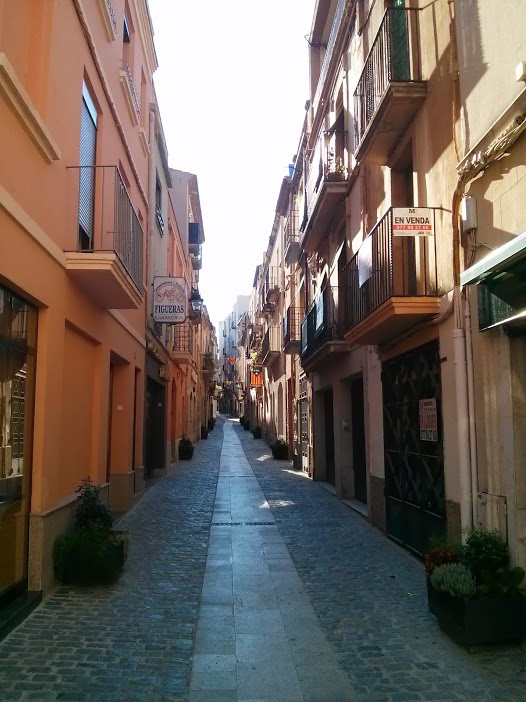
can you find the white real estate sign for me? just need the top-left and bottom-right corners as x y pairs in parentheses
(392, 207), (434, 237)
(153, 277), (187, 323)
(419, 398), (438, 442)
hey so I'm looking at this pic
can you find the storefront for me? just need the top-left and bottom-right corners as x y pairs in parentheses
(0, 285), (37, 604)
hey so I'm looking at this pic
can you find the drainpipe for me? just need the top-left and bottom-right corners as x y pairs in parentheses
(464, 295), (478, 525)
(453, 295), (473, 539)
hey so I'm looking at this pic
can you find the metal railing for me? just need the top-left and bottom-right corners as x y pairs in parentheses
(262, 327), (280, 358)
(68, 165), (144, 291)
(354, 7), (422, 150)
(343, 208), (439, 331)
(304, 135), (348, 226)
(300, 286), (345, 362)
(284, 208), (299, 249)
(172, 322), (193, 354)
(311, 0), (347, 118)
(202, 353), (215, 372)
(121, 60), (140, 121)
(283, 306), (304, 346)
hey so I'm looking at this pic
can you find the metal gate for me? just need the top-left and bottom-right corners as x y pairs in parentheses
(383, 340), (445, 555)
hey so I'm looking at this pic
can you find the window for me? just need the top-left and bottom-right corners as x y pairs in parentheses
(78, 82), (98, 250)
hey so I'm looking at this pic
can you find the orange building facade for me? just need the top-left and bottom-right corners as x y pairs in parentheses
(0, 0), (215, 608)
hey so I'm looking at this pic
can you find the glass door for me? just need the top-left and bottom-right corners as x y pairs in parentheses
(0, 286), (37, 603)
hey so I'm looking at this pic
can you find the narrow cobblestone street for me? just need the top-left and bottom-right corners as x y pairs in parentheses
(1, 417), (526, 702)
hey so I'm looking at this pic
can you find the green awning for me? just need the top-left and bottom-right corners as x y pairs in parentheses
(461, 231), (526, 285)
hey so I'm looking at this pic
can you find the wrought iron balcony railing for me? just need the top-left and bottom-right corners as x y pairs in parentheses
(283, 306), (304, 348)
(301, 286), (345, 362)
(261, 326), (280, 362)
(354, 7), (423, 153)
(68, 165), (143, 292)
(343, 207), (439, 331)
(284, 209), (299, 249)
(172, 322), (193, 355)
(311, 0), (347, 119)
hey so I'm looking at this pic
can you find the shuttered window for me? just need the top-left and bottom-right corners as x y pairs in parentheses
(78, 84), (98, 250)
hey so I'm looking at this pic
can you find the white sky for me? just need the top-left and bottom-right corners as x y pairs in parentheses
(148, 0), (316, 330)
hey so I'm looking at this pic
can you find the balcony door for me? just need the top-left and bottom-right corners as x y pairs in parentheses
(390, 0), (410, 82)
(78, 83), (98, 251)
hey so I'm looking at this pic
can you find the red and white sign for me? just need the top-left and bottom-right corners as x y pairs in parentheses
(393, 208), (434, 237)
(153, 277), (187, 323)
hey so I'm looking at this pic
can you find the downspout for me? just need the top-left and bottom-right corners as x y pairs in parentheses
(464, 296), (478, 525)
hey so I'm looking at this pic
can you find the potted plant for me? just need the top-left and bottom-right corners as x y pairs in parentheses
(271, 436), (288, 459)
(201, 425), (208, 440)
(243, 419), (250, 431)
(53, 478), (128, 586)
(426, 528), (526, 647)
(179, 437), (194, 459)
(207, 417), (216, 431)
(252, 426), (262, 439)
(239, 415), (245, 427)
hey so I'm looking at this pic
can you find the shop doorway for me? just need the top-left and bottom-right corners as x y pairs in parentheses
(0, 286), (37, 605)
(324, 388), (335, 485)
(145, 377), (166, 477)
(351, 377), (367, 504)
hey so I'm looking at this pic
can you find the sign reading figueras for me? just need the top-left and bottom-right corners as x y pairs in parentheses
(419, 398), (438, 442)
(153, 277), (187, 323)
(392, 208), (434, 237)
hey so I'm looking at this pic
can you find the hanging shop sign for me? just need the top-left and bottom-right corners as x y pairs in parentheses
(153, 277), (187, 323)
(419, 398), (438, 442)
(392, 208), (434, 237)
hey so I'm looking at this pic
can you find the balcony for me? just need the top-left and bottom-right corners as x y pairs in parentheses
(300, 286), (349, 372)
(283, 306), (304, 355)
(284, 209), (300, 265)
(342, 208), (441, 346)
(201, 353), (215, 375)
(65, 166), (143, 309)
(261, 327), (280, 366)
(190, 245), (202, 270)
(301, 138), (348, 254)
(263, 266), (280, 306)
(353, 8), (427, 164)
(189, 222), (203, 254)
(171, 322), (193, 365)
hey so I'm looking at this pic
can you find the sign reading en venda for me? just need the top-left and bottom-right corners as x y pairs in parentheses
(153, 277), (187, 323)
(393, 208), (434, 237)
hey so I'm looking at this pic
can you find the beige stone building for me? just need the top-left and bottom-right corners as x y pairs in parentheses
(457, 1), (526, 567)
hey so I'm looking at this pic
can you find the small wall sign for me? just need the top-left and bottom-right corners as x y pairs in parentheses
(419, 398), (438, 442)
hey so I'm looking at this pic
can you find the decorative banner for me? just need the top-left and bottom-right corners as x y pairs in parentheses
(392, 208), (434, 237)
(153, 277), (187, 323)
(227, 357), (237, 365)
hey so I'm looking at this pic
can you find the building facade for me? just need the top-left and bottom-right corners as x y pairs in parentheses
(456, 1), (526, 567)
(0, 0), (215, 609)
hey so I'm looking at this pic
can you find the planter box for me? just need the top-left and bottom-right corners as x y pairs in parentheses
(179, 445), (194, 460)
(427, 579), (526, 647)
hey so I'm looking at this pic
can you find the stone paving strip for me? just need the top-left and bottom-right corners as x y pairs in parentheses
(3, 416), (526, 702)
(237, 420), (526, 702)
(188, 419), (353, 702)
(0, 422), (224, 702)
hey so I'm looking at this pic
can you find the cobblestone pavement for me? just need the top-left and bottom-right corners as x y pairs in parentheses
(238, 422), (526, 702)
(0, 422), (223, 702)
(3, 416), (526, 701)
